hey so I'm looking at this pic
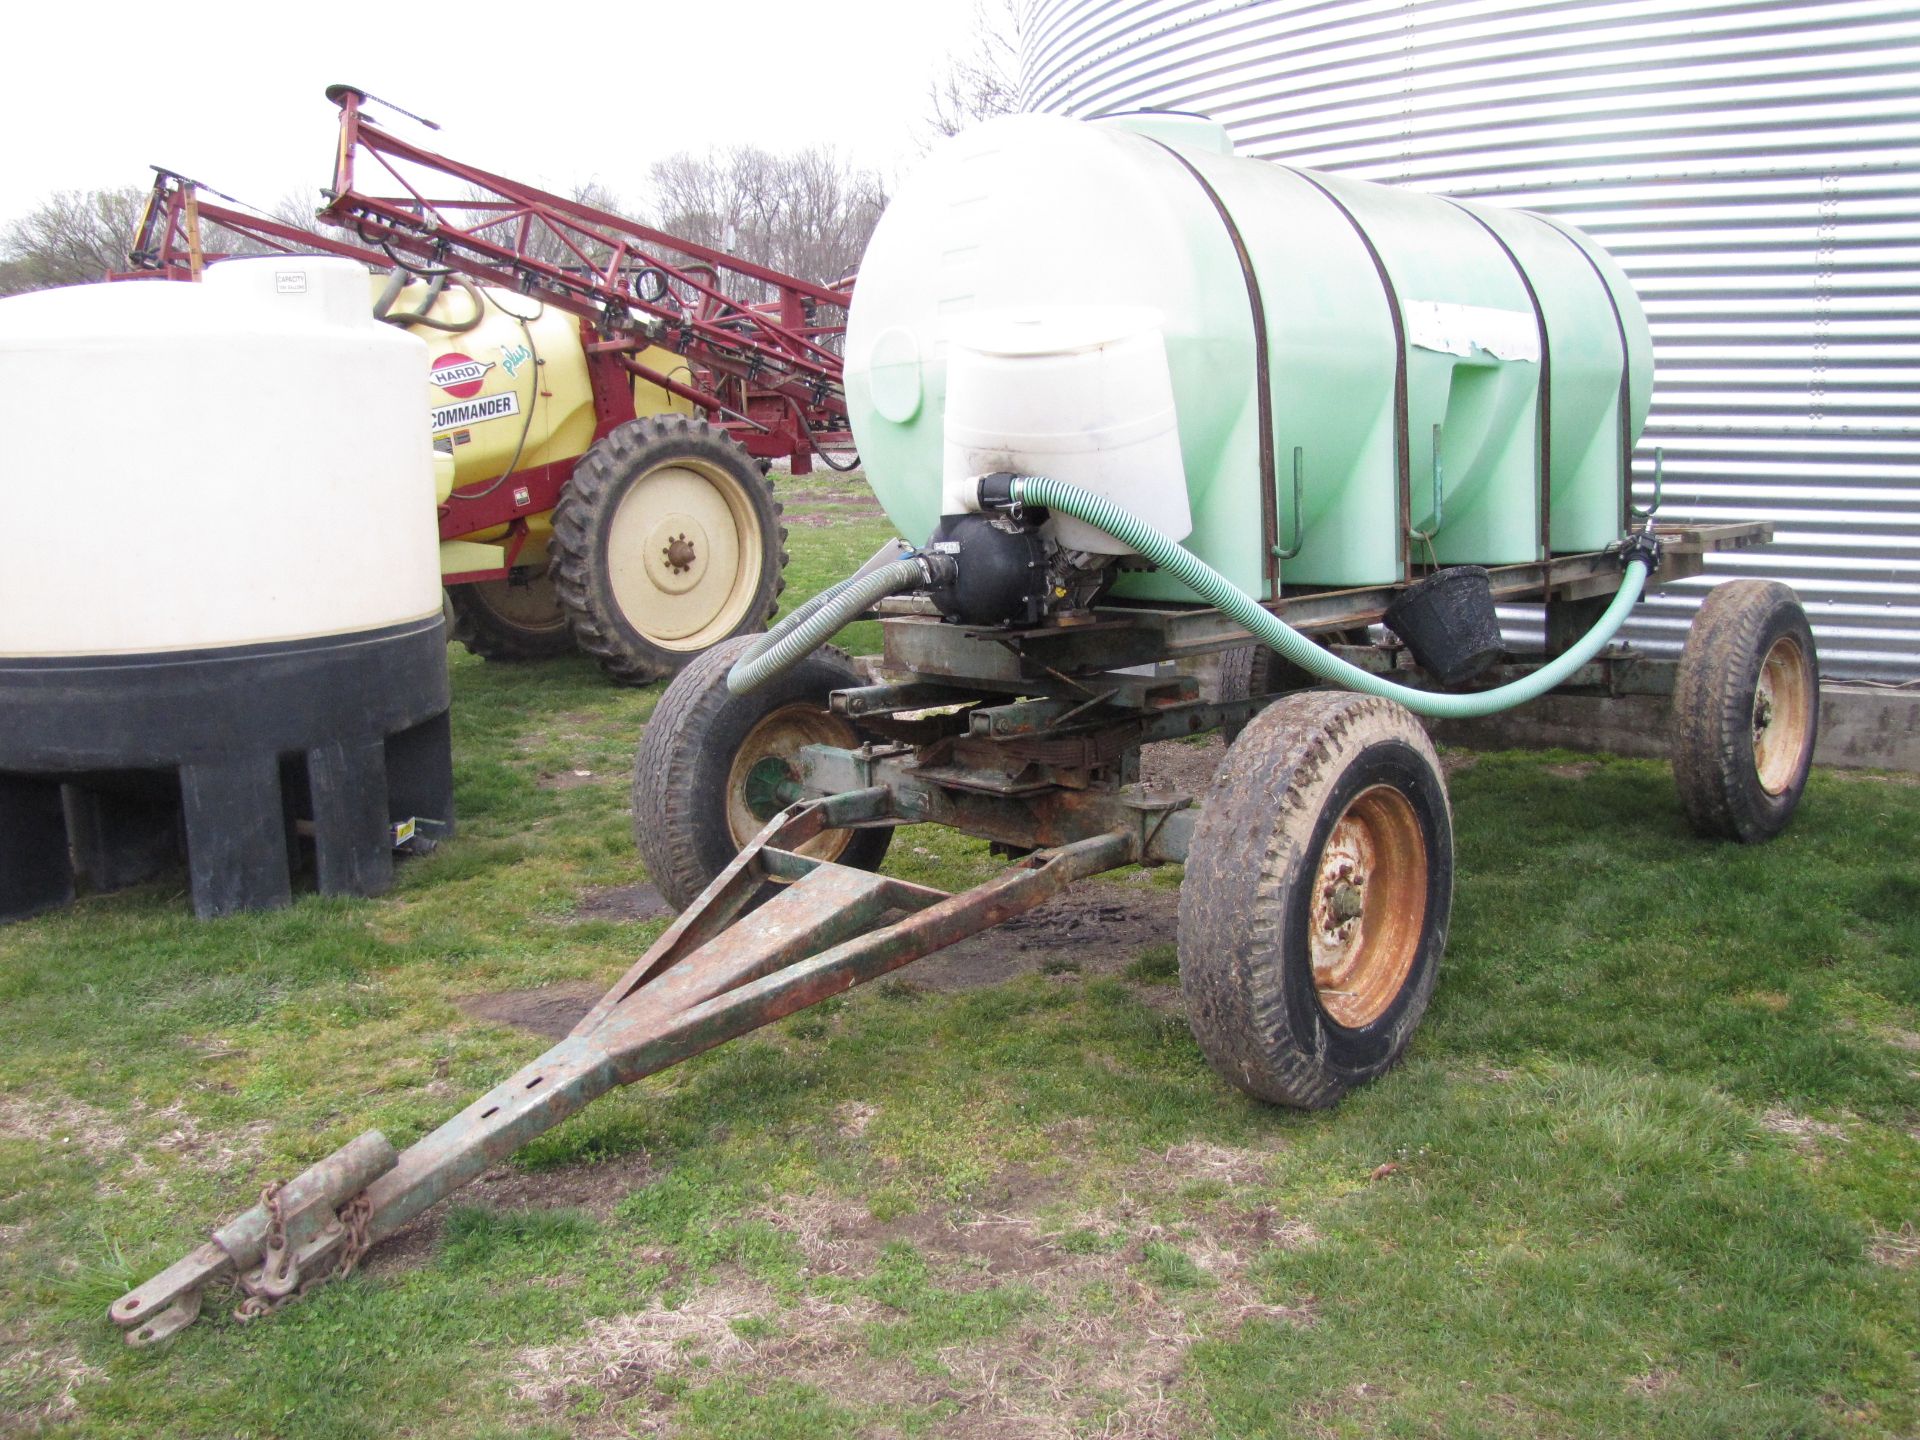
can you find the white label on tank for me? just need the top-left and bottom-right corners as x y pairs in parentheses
(274, 270), (308, 294)
(1406, 301), (1540, 363)
(429, 391), (521, 432)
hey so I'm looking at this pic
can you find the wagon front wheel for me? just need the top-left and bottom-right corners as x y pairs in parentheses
(1178, 691), (1453, 1108)
(633, 634), (892, 911)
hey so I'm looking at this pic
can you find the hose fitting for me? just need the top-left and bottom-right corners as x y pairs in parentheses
(1615, 526), (1663, 572)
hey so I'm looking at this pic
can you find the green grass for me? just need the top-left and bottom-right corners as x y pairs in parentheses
(1, 485), (1915, 1437)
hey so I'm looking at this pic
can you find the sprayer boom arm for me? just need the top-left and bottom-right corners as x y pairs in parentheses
(319, 89), (851, 448)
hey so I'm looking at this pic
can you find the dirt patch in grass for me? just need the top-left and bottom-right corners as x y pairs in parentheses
(514, 1193), (1264, 1437)
(573, 881), (670, 925)
(1138, 735), (1225, 797)
(0, 1093), (130, 1156)
(1149, 1140), (1284, 1190)
(0, 1092), (265, 1186)
(459, 982), (605, 1039)
(906, 886), (1178, 993)
(1760, 1106), (1848, 1153)
(513, 1281), (789, 1411)
(1866, 1223), (1918, 1269)
(787, 510), (886, 528)
(784, 489), (885, 508)
(1544, 760), (1599, 779)
(367, 1150), (659, 1276)
(0, 1342), (103, 1429)
(756, 1169), (1067, 1285)
(537, 768), (608, 791)
(510, 1228), (1228, 1440)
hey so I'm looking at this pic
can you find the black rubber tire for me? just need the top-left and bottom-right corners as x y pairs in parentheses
(1217, 646), (1328, 744)
(1671, 579), (1819, 843)
(445, 569), (577, 661)
(1178, 690), (1454, 1109)
(633, 634), (892, 911)
(550, 414), (788, 686)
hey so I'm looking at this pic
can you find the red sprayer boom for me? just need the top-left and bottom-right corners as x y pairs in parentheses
(318, 85), (852, 471)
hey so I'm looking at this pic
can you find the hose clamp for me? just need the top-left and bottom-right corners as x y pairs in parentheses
(975, 472), (1050, 527)
(913, 551), (957, 589)
(976, 471), (1022, 513)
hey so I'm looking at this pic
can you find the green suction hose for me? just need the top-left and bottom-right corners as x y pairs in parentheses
(727, 558), (931, 695)
(1007, 475), (1653, 721)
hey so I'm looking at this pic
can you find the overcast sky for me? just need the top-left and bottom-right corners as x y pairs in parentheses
(5, 0), (985, 226)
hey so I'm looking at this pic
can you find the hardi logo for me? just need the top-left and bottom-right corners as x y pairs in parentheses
(430, 353), (495, 398)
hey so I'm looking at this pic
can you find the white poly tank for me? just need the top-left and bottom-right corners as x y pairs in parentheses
(0, 257), (440, 658)
(940, 306), (1190, 555)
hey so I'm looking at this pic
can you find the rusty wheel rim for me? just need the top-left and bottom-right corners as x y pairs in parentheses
(725, 703), (861, 862)
(1309, 784), (1428, 1030)
(1752, 634), (1813, 795)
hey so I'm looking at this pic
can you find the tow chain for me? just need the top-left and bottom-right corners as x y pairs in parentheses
(335, 1193), (374, 1280)
(231, 1180), (374, 1324)
(232, 1181), (289, 1323)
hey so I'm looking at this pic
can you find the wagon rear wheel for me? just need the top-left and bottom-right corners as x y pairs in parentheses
(633, 634), (892, 911)
(1178, 691), (1453, 1108)
(1671, 579), (1819, 843)
(550, 414), (788, 686)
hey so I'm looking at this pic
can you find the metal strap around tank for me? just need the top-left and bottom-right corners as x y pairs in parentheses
(1278, 167), (1414, 578)
(1145, 139), (1282, 599)
(1444, 199), (1553, 559)
(1539, 216), (1635, 533)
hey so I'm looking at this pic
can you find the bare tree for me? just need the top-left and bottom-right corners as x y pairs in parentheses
(646, 147), (885, 298)
(196, 189), (336, 258)
(925, 0), (1024, 144)
(0, 186), (148, 295)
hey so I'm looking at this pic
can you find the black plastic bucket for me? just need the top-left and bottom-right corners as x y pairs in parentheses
(1383, 566), (1504, 685)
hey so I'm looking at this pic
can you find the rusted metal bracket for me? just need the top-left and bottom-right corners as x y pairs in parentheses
(112, 789), (1134, 1344)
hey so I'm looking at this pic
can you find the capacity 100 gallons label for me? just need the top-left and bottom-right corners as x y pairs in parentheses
(430, 391), (520, 433)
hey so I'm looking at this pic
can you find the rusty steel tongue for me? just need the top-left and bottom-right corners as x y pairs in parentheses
(110, 787), (1135, 1344)
(110, 1130), (396, 1345)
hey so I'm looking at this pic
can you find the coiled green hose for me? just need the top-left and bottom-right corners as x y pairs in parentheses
(727, 558), (930, 695)
(1009, 475), (1650, 721)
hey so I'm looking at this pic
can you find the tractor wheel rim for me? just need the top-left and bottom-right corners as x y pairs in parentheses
(725, 703), (861, 862)
(606, 458), (763, 650)
(1308, 784), (1427, 1030)
(1753, 634), (1813, 795)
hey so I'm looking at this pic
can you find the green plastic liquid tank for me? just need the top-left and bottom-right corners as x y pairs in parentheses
(845, 112), (1652, 600)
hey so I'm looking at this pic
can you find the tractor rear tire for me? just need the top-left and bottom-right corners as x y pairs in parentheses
(1179, 690), (1453, 1109)
(1671, 579), (1819, 843)
(551, 414), (788, 686)
(633, 634), (892, 911)
(446, 551), (576, 662)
